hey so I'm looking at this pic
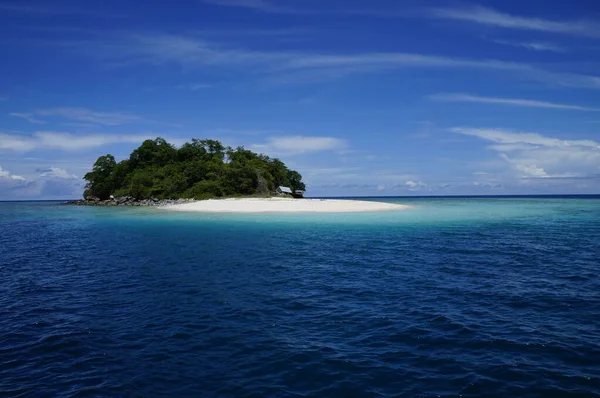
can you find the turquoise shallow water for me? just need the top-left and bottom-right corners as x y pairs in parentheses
(1, 196), (600, 397)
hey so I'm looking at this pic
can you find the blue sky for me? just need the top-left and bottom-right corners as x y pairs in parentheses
(1, 0), (600, 199)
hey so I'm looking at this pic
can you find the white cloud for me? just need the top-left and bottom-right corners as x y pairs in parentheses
(205, 0), (271, 10)
(487, 143), (537, 152)
(175, 83), (212, 91)
(0, 95), (7, 101)
(252, 136), (347, 155)
(38, 167), (78, 179)
(303, 167), (363, 177)
(203, 0), (308, 14)
(64, 34), (600, 89)
(429, 93), (600, 112)
(301, 168), (421, 193)
(472, 181), (504, 189)
(10, 112), (47, 124)
(493, 39), (566, 53)
(34, 108), (143, 126)
(518, 42), (566, 52)
(0, 165), (26, 181)
(11, 108), (146, 126)
(278, 52), (527, 72)
(429, 5), (600, 38)
(452, 127), (600, 179)
(451, 128), (600, 149)
(35, 167), (84, 199)
(501, 156), (550, 178)
(0, 164), (86, 200)
(202, 0), (412, 18)
(0, 132), (157, 151)
(405, 180), (428, 191)
(190, 83), (211, 90)
(0, 3), (119, 17)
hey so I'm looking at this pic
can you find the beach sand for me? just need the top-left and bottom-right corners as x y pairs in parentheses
(163, 197), (409, 213)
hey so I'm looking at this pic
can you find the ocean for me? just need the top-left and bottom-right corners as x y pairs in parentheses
(1, 196), (599, 397)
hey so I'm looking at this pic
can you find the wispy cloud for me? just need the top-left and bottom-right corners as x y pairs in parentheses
(204, 0), (270, 10)
(10, 112), (47, 124)
(492, 39), (566, 53)
(451, 127), (600, 149)
(195, 27), (313, 38)
(429, 5), (600, 38)
(0, 132), (157, 151)
(38, 108), (144, 126)
(0, 95), (7, 101)
(452, 127), (600, 179)
(252, 136), (347, 155)
(12, 108), (144, 126)
(303, 167), (363, 178)
(67, 34), (283, 68)
(175, 83), (212, 91)
(0, 2), (122, 17)
(203, 0), (407, 18)
(64, 33), (518, 71)
(63, 33), (600, 88)
(278, 53), (526, 71)
(429, 93), (600, 112)
(203, 0), (311, 14)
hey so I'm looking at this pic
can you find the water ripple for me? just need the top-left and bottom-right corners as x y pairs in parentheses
(1, 199), (600, 397)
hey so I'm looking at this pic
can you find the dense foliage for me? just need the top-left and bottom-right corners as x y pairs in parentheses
(83, 138), (306, 200)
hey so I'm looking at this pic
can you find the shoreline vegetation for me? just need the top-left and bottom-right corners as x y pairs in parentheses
(70, 137), (306, 205)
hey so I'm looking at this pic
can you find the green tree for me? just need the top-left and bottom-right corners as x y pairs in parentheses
(178, 140), (208, 162)
(129, 138), (177, 170)
(267, 158), (289, 188)
(112, 160), (130, 188)
(83, 154), (117, 200)
(82, 137), (306, 200)
(128, 170), (153, 200)
(185, 180), (223, 199)
(287, 170), (305, 192)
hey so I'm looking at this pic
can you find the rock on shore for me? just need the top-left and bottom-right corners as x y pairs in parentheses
(65, 196), (196, 207)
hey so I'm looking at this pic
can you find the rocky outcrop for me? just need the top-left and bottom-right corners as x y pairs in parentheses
(65, 196), (196, 207)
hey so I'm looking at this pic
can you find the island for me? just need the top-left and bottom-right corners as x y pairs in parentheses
(72, 137), (305, 204)
(70, 137), (409, 212)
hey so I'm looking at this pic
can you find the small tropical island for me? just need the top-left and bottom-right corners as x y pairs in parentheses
(75, 137), (305, 204)
(71, 137), (408, 213)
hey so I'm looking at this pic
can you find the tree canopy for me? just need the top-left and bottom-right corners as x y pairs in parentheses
(83, 138), (306, 200)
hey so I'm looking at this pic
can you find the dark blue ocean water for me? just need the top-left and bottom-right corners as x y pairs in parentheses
(1, 197), (600, 397)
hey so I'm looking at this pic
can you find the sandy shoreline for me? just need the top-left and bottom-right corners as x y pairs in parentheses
(162, 197), (409, 213)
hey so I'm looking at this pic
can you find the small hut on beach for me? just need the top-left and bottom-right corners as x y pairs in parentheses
(276, 186), (293, 196)
(277, 186), (304, 198)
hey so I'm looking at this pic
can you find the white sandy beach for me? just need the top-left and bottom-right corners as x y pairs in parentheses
(163, 197), (409, 213)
